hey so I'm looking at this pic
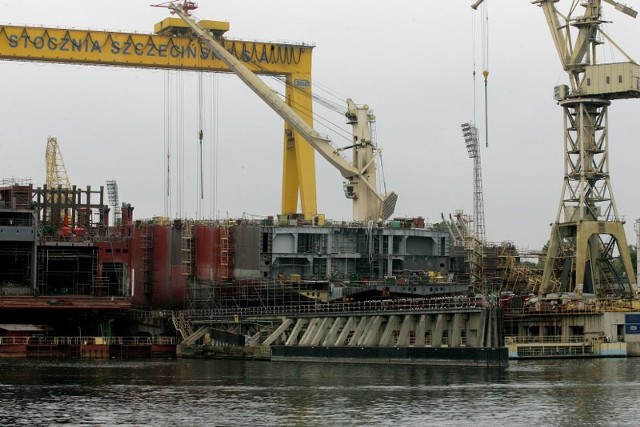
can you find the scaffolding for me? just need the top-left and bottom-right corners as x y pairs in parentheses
(106, 180), (121, 226)
(186, 279), (217, 310)
(447, 211), (483, 290)
(36, 246), (98, 296)
(219, 223), (232, 279)
(0, 179), (33, 210)
(181, 220), (193, 276)
(0, 242), (35, 290)
(139, 223), (153, 296)
(480, 243), (545, 295)
(33, 185), (108, 239)
(199, 280), (316, 310)
(101, 260), (127, 296)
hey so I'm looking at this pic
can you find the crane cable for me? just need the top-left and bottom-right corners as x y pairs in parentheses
(481, 2), (489, 148)
(198, 71), (204, 210)
(211, 74), (219, 220)
(164, 71), (172, 218)
(177, 72), (185, 218)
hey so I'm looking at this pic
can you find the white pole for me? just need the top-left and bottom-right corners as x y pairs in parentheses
(635, 219), (640, 290)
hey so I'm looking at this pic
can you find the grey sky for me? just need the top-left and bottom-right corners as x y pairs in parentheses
(1, 0), (639, 251)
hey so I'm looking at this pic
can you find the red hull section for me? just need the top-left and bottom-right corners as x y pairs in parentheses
(130, 222), (189, 309)
(194, 224), (219, 281)
(0, 181), (239, 311)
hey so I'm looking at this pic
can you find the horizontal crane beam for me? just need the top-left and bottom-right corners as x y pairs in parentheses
(0, 24), (312, 75)
(0, 20), (320, 219)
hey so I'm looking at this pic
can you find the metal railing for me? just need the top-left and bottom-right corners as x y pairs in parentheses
(505, 335), (600, 345)
(0, 336), (176, 346)
(503, 299), (638, 318)
(502, 305), (605, 317)
(179, 295), (487, 321)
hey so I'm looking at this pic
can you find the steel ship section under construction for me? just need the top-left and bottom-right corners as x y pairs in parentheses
(0, 178), (509, 366)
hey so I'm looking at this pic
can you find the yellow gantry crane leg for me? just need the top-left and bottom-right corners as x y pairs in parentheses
(282, 73), (317, 220)
(0, 21), (318, 218)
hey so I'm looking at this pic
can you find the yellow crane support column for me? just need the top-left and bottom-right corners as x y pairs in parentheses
(282, 72), (317, 219)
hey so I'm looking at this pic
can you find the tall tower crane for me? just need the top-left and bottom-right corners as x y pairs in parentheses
(45, 136), (72, 223)
(166, 2), (398, 222)
(474, 0), (639, 298)
(45, 136), (71, 191)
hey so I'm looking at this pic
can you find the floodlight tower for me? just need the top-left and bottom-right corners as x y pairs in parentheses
(461, 122), (486, 244)
(474, 0), (639, 298)
(460, 122), (486, 291)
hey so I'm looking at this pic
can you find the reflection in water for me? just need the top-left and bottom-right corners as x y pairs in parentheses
(0, 358), (639, 426)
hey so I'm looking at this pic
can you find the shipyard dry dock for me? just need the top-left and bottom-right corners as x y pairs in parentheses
(175, 296), (508, 368)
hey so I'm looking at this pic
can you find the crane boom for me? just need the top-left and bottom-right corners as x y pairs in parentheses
(168, 4), (353, 177)
(45, 136), (71, 190)
(603, 0), (638, 18)
(533, 0), (640, 94)
(167, 3), (397, 221)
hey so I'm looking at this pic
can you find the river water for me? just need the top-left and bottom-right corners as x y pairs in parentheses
(1, 357), (639, 426)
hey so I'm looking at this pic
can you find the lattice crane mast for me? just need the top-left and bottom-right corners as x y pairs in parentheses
(45, 136), (73, 224)
(473, 0), (639, 298)
(106, 180), (121, 226)
(45, 136), (71, 191)
(165, 2), (398, 222)
(461, 122), (486, 244)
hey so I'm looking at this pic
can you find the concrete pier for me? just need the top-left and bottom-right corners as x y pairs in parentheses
(263, 311), (496, 349)
(175, 297), (508, 367)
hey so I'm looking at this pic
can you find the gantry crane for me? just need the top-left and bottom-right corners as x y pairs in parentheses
(0, 10), (318, 220)
(167, 2), (398, 222)
(474, 0), (639, 298)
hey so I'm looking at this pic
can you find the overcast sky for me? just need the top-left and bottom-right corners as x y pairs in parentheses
(1, 0), (639, 251)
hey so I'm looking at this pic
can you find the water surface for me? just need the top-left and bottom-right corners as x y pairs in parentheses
(1, 358), (638, 426)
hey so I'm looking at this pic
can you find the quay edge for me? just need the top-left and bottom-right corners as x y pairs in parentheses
(270, 346), (508, 368)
